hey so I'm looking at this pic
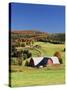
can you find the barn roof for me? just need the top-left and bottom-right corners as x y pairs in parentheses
(30, 56), (60, 66)
(50, 56), (60, 64)
(31, 57), (44, 66)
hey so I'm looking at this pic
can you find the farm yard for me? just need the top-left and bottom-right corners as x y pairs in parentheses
(11, 41), (65, 64)
(10, 41), (65, 87)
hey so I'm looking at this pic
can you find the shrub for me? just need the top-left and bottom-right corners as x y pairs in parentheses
(59, 58), (63, 64)
(14, 42), (20, 47)
(18, 58), (22, 65)
(64, 48), (65, 52)
(23, 49), (32, 58)
(11, 45), (17, 57)
(11, 58), (18, 65)
(25, 60), (29, 66)
(27, 52), (32, 58)
(34, 45), (41, 49)
(23, 49), (29, 54)
(21, 43), (25, 47)
(54, 51), (61, 59)
(54, 51), (63, 64)
(23, 54), (27, 60)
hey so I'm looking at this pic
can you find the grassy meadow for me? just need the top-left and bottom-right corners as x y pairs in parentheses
(10, 42), (65, 87)
(10, 65), (65, 87)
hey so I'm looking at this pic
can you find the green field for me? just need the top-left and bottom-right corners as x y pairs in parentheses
(34, 42), (64, 57)
(16, 41), (65, 60)
(10, 42), (65, 87)
(10, 65), (65, 87)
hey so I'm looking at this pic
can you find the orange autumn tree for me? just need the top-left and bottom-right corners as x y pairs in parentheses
(54, 51), (63, 64)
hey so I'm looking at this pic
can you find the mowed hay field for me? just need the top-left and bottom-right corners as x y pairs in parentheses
(10, 65), (65, 87)
(34, 42), (65, 59)
(10, 42), (65, 87)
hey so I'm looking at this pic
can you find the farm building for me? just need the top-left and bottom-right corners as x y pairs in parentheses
(29, 56), (60, 67)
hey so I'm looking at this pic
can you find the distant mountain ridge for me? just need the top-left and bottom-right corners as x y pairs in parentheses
(11, 30), (65, 44)
(11, 30), (48, 35)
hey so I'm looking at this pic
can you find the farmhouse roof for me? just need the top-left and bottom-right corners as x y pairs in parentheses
(30, 56), (60, 66)
(31, 57), (44, 65)
(50, 56), (60, 64)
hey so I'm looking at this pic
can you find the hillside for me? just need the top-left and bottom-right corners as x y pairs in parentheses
(11, 30), (48, 35)
(11, 30), (48, 41)
(11, 30), (65, 44)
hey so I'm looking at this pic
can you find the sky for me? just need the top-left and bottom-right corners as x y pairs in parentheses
(10, 3), (65, 33)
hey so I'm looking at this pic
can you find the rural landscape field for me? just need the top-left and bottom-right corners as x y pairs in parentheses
(9, 3), (65, 87)
(10, 30), (65, 87)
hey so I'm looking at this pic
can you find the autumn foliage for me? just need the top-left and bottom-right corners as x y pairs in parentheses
(54, 51), (63, 64)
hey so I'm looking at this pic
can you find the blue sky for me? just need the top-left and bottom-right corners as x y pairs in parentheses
(10, 3), (65, 33)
